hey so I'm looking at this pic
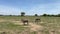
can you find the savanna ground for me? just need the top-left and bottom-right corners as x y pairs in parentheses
(0, 16), (60, 34)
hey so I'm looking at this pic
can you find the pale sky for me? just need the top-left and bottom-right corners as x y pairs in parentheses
(0, 0), (60, 15)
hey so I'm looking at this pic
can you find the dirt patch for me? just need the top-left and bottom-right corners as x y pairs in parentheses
(13, 21), (44, 32)
(29, 23), (44, 31)
(0, 19), (6, 22)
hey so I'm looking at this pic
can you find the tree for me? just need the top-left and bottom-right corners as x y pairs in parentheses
(21, 12), (25, 16)
(42, 14), (47, 16)
(35, 14), (38, 16)
(57, 14), (60, 17)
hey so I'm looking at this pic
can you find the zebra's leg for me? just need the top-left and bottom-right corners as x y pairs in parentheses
(27, 21), (28, 25)
(23, 22), (25, 25)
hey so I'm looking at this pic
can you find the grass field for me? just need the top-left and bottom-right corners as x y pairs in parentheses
(0, 16), (60, 34)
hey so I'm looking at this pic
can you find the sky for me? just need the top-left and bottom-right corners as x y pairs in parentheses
(0, 0), (60, 15)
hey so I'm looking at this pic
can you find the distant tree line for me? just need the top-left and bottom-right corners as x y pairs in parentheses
(41, 14), (60, 17)
(0, 12), (60, 17)
(0, 14), (21, 16)
(20, 12), (60, 17)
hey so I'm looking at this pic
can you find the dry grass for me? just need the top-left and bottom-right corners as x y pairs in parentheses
(0, 16), (60, 34)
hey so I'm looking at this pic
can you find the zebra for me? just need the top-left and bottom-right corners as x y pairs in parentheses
(35, 18), (41, 24)
(21, 19), (28, 25)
